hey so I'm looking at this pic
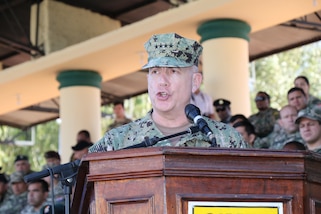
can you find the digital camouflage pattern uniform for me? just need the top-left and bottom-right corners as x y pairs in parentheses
(89, 111), (248, 152)
(20, 201), (49, 214)
(108, 117), (132, 131)
(308, 94), (321, 108)
(269, 129), (304, 150)
(0, 191), (28, 214)
(248, 107), (279, 138)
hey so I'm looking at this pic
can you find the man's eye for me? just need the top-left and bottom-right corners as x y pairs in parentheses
(150, 70), (158, 74)
(171, 69), (179, 74)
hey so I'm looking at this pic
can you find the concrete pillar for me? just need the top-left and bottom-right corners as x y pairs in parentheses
(57, 70), (102, 163)
(197, 19), (251, 116)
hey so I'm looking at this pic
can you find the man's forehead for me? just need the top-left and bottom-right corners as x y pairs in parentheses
(15, 160), (28, 164)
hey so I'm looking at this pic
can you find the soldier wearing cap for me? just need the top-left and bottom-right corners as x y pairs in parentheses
(213, 99), (232, 124)
(0, 171), (28, 213)
(295, 106), (321, 154)
(89, 33), (247, 152)
(14, 155), (34, 175)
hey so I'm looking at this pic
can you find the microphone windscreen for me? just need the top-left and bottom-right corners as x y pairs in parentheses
(185, 104), (201, 123)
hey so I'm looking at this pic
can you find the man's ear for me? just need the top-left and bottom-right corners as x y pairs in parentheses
(192, 72), (202, 93)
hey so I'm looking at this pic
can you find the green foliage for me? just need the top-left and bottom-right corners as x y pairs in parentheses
(0, 121), (59, 174)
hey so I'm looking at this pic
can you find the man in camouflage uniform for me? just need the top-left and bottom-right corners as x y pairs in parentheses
(21, 179), (49, 214)
(248, 91), (279, 148)
(270, 105), (304, 149)
(295, 106), (321, 154)
(42, 151), (64, 205)
(287, 87), (309, 112)
(107, 100), (132, 131)
(233, 120), (256, 148)
(14, 155), (35, 175)
(89, 33), (247, 152)
(294, 76), (321, 107)
(0, 171), (28, 213)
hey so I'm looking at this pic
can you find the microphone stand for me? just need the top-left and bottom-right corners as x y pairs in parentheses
(59, 167), (78, 214)
(123, 126), (199, 149)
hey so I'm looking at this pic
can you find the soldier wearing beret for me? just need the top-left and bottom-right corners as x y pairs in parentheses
(89, 33), (248, 152)
(295, 106), (321, 154)
(14, 155), (34, 175)
(213, 98), (232, 124)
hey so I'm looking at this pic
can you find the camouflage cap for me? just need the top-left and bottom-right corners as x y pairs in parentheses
(10, 171), (25, 183)
(295, 107), (321, 124)
(142, 33), (203, 69)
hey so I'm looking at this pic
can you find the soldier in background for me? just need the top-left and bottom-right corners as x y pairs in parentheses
(213, 99), (232, 124)
(248, 91), (279, 148)
(0, 171), (28, 213)
(21, 179), (49, 214)
(295, 107), (321, 154)
(269, 105), (304, 149)
(107, 100), (132, 131)
(14, 155), (34, 175)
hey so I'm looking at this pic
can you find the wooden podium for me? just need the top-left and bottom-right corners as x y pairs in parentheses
(72, 147), (321, 214)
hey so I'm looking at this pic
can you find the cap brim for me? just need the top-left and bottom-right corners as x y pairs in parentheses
(142, 57), (194, 69)
(295, 115), (318, 124)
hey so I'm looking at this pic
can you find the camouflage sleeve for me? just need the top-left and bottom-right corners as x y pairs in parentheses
(206, 118), (249, 149)
(88, 133), (118, 153)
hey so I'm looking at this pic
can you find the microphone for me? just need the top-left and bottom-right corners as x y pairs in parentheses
(185, 104), (217, 147)
(185, 104), (213, 137)
(24, 159), (81, 183)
